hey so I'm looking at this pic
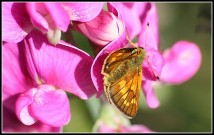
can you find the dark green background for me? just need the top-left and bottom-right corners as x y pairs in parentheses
(63, 3), (211, 132)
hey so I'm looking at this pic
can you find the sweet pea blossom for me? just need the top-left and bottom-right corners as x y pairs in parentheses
(3, 30), (96, 132)
(72, 9), (124, 46)
(91, 2), (163, 109)
(160, 41), (202, 84)
(93, 104), (154, 133)
(2, 2), (103, 44)
(91, 2), (202, 111)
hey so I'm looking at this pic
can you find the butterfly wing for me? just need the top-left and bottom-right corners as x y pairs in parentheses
(102, 48), (136, 75)
(108, 67), (142, 119)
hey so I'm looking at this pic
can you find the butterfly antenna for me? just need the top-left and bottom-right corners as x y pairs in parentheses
(125, 29), (138, 48)
(145, 23), (150, 49)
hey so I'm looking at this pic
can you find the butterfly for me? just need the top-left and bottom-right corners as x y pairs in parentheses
(101, 40), (146, 119)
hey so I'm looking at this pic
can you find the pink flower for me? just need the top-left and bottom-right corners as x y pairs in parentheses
(98, 124), (154, 133)
(91, 2), (202, 110)
(93, 104), (154, 133)
(3, 30), (96, 132)
(160, 41), (202, 84)
(2, 2), (103, 44)
(91, 2), (163, 109)
(72, 8), (124, 46)
(108, 2), (159, 44)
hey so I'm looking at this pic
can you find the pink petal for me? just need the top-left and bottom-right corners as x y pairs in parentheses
(142, 49), (164, 81)
(15, 88), (37, 125)
(91, 28), (127, 97)
(43, 3), (70, 32)
(121, 125), (154, 133)
(21, 30), (96, 99)
(3, 106), (61, 132)
(60, 2), (103, 22)
(26, 3), (70, 33)
(30, 86), (71, 127)
(2, 2), (33, 43)
(107, 2), (142, 39)
(138, 22), (158, 50)
(3, 42), (33, 110)
(160, 41), (202, 84)
(142, 80), (160, 108)
(73, 9), (124, 46)
(139, 3), (159, 45)
(25, 3), (48, 33)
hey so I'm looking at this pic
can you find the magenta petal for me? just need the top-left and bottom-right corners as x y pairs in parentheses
(73, 9), (124, 46)
(3, 42), (33, 110)
(160, 41), (202, 84)
(2, 2), (33, 43)
(138, 23), (158, 50)
(44, 3), (70, 32)
(30, 87), (70, 127)
(22, 30), (96, 99)
(91, 28), (127, 97)
(142, 80), (160, 108)
(107, 2), (142, 39)
(142, 49), (164, 81)
(4, 106), (61, 132)
(15, 88), (37, 125)
(25, 3), (49, 33)
(60, 2), (103, 22)
(139, 3), (159, 45)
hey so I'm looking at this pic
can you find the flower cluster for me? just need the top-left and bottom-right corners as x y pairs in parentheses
(3, 2), (202, 133)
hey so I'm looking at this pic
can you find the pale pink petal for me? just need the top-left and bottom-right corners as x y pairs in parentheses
(30, 87), (70, 127)
(121, 125), (154, 133)
(160, 41), (202, 84)
(2, 2), (33, 43)
(91, 29), (127, 97)
(3, 42), (33, 110)
(73, 9), (124, 46)
(139, 3), (159, 45)
(107, 2), (142, 39)
(142, 80), (160, 108)
(3, 106), (60, 132)
(60, 2), (103, 22)
(15, 88), (37, 125)
(142, 49), (164, 81)
(21, 30), (96, 99)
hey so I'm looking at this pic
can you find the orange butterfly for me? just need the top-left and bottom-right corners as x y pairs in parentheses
(101, 39), (146, 119)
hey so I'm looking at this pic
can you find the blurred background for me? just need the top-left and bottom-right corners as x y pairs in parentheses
(63, 2), (212, 132)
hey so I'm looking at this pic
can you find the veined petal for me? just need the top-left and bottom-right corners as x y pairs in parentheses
(2, 2), (33, 43)
(3, 42), (33, 110)
(91, 28), (127, 97)
(60, 2), (103, 22)
(30, 86), (71, 127)
(160, 41), (202, 84)
(22, 30), (96, 99)
(73, 9), (124, 46)
(142, 80), (160, 109)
